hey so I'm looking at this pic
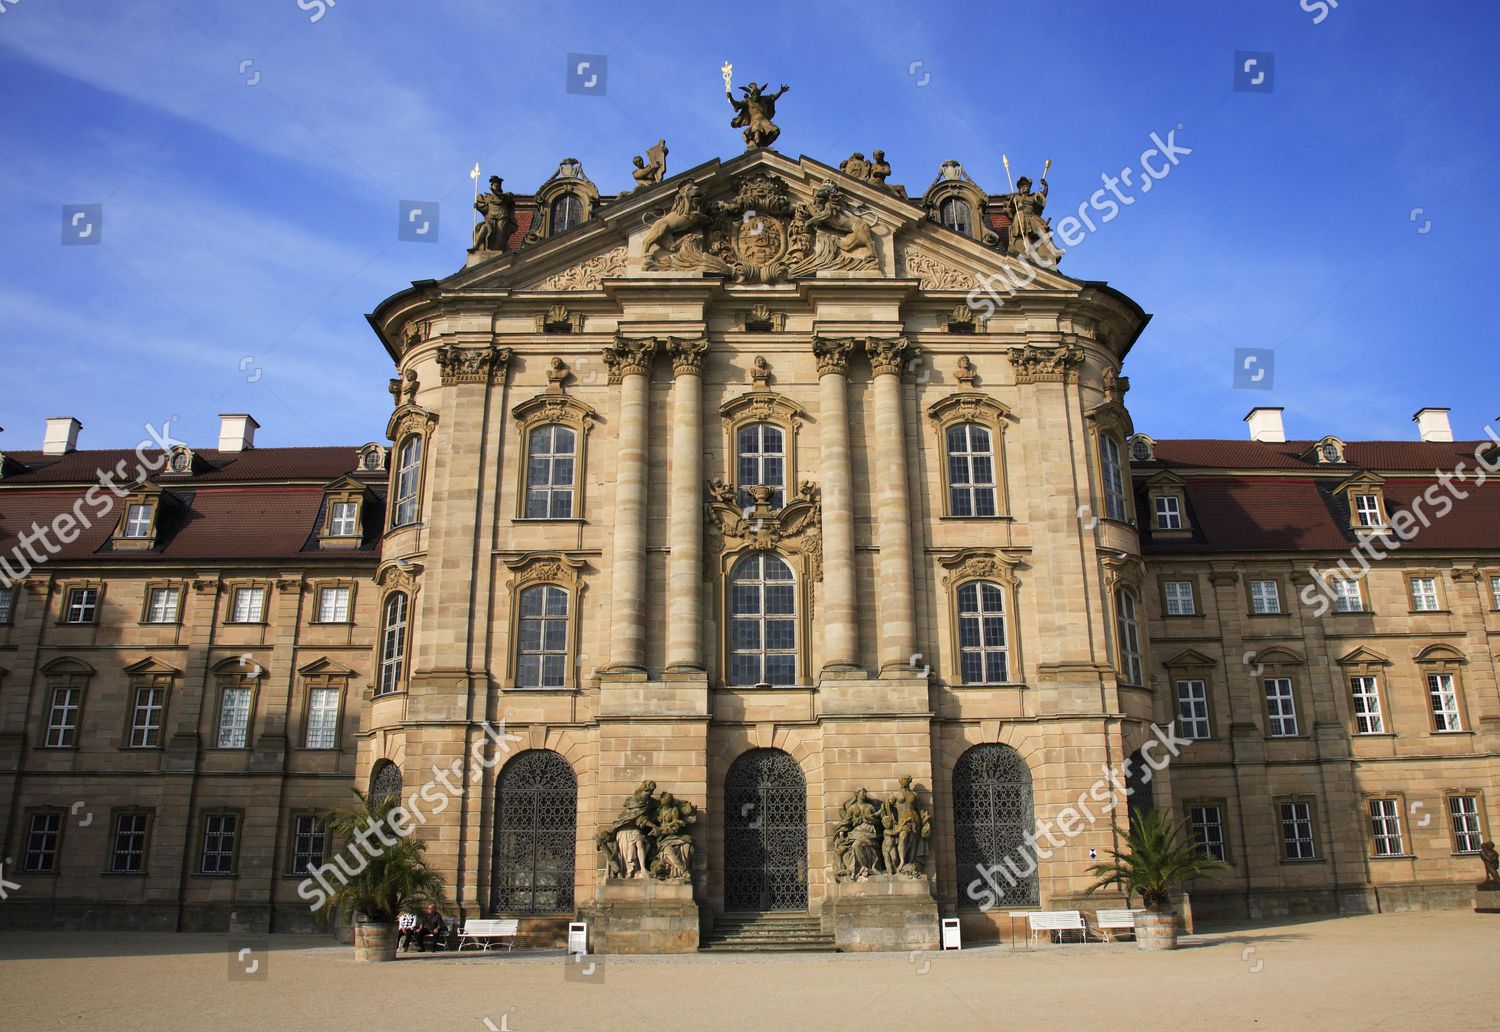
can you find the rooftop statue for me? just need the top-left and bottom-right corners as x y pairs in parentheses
(623, 139), (669, 194)
(727, 80), (790, 150)
(469, 175), (516, 254)
(999, 175), (1062, 267)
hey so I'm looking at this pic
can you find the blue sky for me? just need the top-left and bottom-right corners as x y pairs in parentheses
(2, 0), (1497, 451)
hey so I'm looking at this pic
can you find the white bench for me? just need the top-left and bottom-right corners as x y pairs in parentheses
(1027, 910), (1086, 945)
(1092, 908), (1144, 942)
(457, 918), (519, 951)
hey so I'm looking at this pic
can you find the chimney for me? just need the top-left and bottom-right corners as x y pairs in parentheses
(1412, 407), (1453, 443)
(43, 416), (82, 455)
(1244, 407), (1285, 443)
(218, 414), (259, 452)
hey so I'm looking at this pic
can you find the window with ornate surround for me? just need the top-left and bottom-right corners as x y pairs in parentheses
(1405, 570), (1446, 613)
(1253, 647), (1308, 739)
(940, 550), (1024, 687)
(720, 378), (805, 512)
(310, 579), (357, 625)
(529, 158), (599, 240)
(296, 659), (352, 749)
(58, 581), (103, 625)
(1144, 471), (1191, 536)
(211, 656), (263, 749)
(371, 562), (419, 698)
(1162, 649), (1219, 741)
(503, 554), (587, 691)
(122, 658), (177, 749)
(1335, 471), (1388, 531)
(111, 483), (170, 550)
(1337, 647), (1393, 736)
(922, 161), (997, 244)
(319, 477), (372, 549)
(39, 657), (92, 748)
(225, 581), (272, 625)
(927, 387), (1011, 519)
(1085, 396), (1134, 525)
(512, 359), (596, 521)
(1415, 643), (1469, 733)
(386, 397), (437, 530)
(1102, 554), (1147, 688)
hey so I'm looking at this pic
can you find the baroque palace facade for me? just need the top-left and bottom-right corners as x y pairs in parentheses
(1, 119), (1496, 945)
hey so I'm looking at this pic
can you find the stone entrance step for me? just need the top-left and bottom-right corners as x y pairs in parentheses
(700, 911), (836, 953)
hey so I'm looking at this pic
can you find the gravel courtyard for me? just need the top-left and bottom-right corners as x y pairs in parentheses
(1, 911), (1493, 1031)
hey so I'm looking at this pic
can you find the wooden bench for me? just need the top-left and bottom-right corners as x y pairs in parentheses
(457, 918), (519, 951)
(1092, 909), (1144, 942)
(1027, 910), (1086, 945)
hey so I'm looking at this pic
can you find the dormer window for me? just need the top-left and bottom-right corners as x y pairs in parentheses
(940, 197), (972, 235)
(330, 502), (358, 537)
(1311, 436), (1346, 464)
(164, 447), (196, 475)
(1354, 493), (1382, 527)
(357, 444), (387, 473)
(111, 485), (168, 550)
(320, 476), (372, 548)
(550, 193), (585, 234)
(1129, 435), (1155, 463)
(1155, 495), (1182, 530)
(124, 503), (154, 538)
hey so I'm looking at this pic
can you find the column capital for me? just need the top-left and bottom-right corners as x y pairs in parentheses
(866, 336), (919, 378)
(812, 336), (856, 376)
(434, 344), (513, 386)
(603, 335), (658, 384)
(666, 336), (710, 377)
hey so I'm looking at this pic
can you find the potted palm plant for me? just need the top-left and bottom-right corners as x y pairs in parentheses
(1084, 808), (1226, 951)
(321, 791), (449, 962)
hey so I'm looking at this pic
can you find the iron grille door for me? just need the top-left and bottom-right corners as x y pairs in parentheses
(492, 750), (577, 915)
(953, 744), (1039, 906)
(724, 749), (808, 911)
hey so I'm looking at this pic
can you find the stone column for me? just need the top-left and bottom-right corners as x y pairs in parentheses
(602, 336), (658, 673)
(813, 337), (861, 674)
(866, 336), (920, 674)
(665, 337), (709, 671)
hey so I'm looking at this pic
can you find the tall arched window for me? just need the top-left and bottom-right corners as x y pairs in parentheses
(516, 584), (568, 689)
(393, 435), (423, 527)
(736, 423), (785, 508)
(1115, 588), (1143, 685)
(956, 581), (1007, 684)
(945, 423), (997, 517)
(492, 750), (577, 914)
(940, 197), (973, 236)
(524, 425), (577, 519)
(376, 592), (408, 696)
(953, 744), (1037, 907)
(728, 553), (796, 686)
(550, 193), (584, 234)
(1100, 435), (1127, 522)
(370, 760), (402, 808)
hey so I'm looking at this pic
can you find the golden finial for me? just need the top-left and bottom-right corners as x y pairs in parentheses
(721, 61), (733, 92)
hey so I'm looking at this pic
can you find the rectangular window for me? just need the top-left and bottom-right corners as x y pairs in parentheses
(1101, 436), (1127, 522)
(1369, 799), (1405, 857)
(1264, 678), (1299, 737)
(1279, 801), (1317, 860)
(1163, 580), (1195, 616)
(0, 585), (14, 624)
(1449, 795), (1483, 854)
(945, 423), (997, 518)
(1115, 589), (1142, 686)
(1153, 495), (1181, 530)
(123, 502), (154, 538)
(230, 587), (266, 623)
(23, 812), (62, 873)
(129, 685), (165, 748)
(1427, 673), (1462, 732)
(1249, 579), (1281, 615)
(1188, 804), (1227, 862)
(305, 686), (340, 749)
(329, 501), (359, 536)
(45, 687), (81, 747)
(217, 686), (252, 748)
(146, 587), (180, 624)
(317, 586), (350, 623)
(199, 814), (238, 875)
(1410, 577), (1440, 611)
(110, 813), (148, 873)
(290, 815), (327, 875)
(1354, 494), (1382, 527)
(1490, 576), (1500, 611)
(1332, 579), (1363, 613)
(1175, 679), (1211, 740)
(65, 587), (98, 624)
(1350, 676), (1385, 734)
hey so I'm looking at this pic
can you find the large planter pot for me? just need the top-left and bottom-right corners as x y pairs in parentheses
(353, 917), (399, 963)
(1133, 909), (1178, 951)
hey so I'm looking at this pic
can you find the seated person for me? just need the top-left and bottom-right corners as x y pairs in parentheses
(416, 902), (448, 952)
(397, 910), (420, 952)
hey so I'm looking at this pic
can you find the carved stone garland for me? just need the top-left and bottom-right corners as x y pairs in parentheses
(704, 481), (823, 584)
(435, 344), (514, 386)
(1008, 344), (1084, 384)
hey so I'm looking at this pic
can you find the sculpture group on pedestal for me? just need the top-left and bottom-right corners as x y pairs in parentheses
(832, 776), (933, 880)
(596, 781), (699, 882)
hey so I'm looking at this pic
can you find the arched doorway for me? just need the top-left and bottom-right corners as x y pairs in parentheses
(491, 750), (578, 914)
(723, 749), (808, 912)
(370, 760), (402, 808)
(953, 744), (1039, 907)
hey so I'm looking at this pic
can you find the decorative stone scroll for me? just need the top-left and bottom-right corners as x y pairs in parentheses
(602, 335), (658, 384)
(939, 548), (1024, 589)
(535, 303), (584, 334)
(532, 246), (627, 291)
(596, 780), (698, 882)
(705, 480), (822, 582)
(1008, 344), (1083, 384)
(832, 776), (933, 881)
(902, 246), (972, 291)
(435, 344), (513, 385)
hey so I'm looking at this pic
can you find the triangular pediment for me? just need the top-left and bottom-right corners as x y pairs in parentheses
(1336, 646), (1390, 666)
(124, 657), (181, 676)
(299, 657), (358, 676)
(1161, 648), (1217, 669)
